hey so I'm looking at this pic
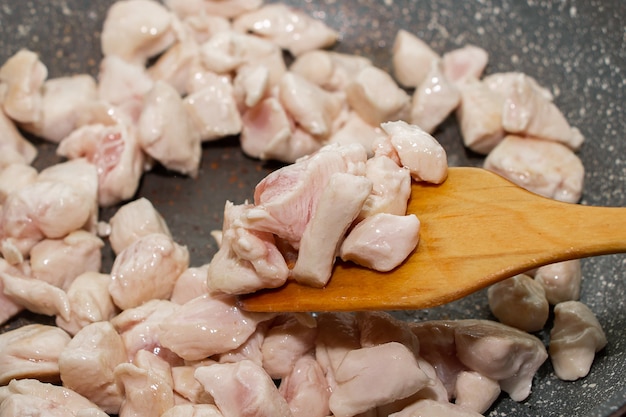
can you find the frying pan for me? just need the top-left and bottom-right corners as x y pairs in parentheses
(0, 1), (624, 416)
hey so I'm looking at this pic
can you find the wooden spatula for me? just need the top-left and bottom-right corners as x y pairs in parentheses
(239, 167), (626, 312)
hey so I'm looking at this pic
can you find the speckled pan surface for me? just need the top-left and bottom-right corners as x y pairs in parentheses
(0, 0), (624, 416)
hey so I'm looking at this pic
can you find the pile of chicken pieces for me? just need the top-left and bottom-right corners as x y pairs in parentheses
(0, 0), (608, 416)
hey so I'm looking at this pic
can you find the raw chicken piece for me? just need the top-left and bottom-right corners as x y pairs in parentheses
(549, 301), (607, 381)
(279, 354), (331, 417)
(233, 64), (270, 108)
(217, 322), (267, 367)
(455, 78), (506, 154)
(138, 81), (201, 176)
(207, 202), (289, 294)
(0, 324), (70, 384)
(184, 74), (243, 142)
(328, 342), (432, 417)
(483, 135), (585, 203)
(2, 379), (107, 417)
(410, 59), (461, 133)
(442, 45), (489, 84)
(247, 143), (367, 248)
(183, 13), (231, 44)
(0, 111), (37, 168)
(57, 122), (146, 207)
(161, 404), (224, 417)
(29, 230), (103, 290)
(292, 173), (372, 287)
(340, 213), (420, 272)
(97, 55), (154, 122)
(164, 0), (262, 19)
(356, 311), (420, 357)
(158, 293), (273, 361)
(454, 371), (500, 414)
(233, 4), (338, 56)
(170, 264), (209, 304)
(328, 112), (384, 156)
(359, 155), (411, 218)
(20, 74), (98, 143)
(108, 197), (171, 256)
(55, 272), (117, 336)
(0, 272), (71, 321)
(109, 233), (189, 310)
(261, 314), (318, 379)
(114, 357), (175, 417)
(278, 72), (345, 139)
(194, 360), (293, 417)
(0, 49), (46, 123)
(58, 321), (127, 414)
(390, 398), (484, 417)
(101, 0), (177, 66)
(171, 366), (216, 404)
(148, 34), (201, 96)
(487, 274), (549, 332)
(111, 299), (181, 363)
(483, 71), (554, 102)
(345, 66), (411, 126)
(500, 73), (585, 150)
(453, 320), (548, 401)
(290, 50), (372, 93)
(534, 259), (582, 304)
(0, 163), (37, 203)
(0, 259), (25, 324)
(380, 120), (448, 184)
(392, 29), (440, 88)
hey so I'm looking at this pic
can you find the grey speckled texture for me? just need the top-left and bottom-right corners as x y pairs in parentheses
(1, 1), (625, 416)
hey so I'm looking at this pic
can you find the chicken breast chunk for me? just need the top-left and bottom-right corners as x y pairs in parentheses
(533, 259), (582, 305)
(0, 49), (47, 123)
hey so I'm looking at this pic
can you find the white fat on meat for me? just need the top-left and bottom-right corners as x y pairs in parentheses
(20, 74), (98, 143)
(55, 272), (117, 336)
(278, 72), (345, 139)
(0, 49), (46, 123)
(29, 230), (103, 290)
(138, 81), (201, 176)
(164, 0), (262, 19)
(111, 299), (181, 363)
(0, 111), (37, 168)
(108, 197), (171, 256)
(170, 264), (210, 304)
(359, 155), (411, 218)
(162, 404), (224, 417)
(233, 4), (338, 56)
(109, 233), (189, 310)
(533, 259), (582, 304)
(57, 122), (146, 207)
(195, 360), (293, 417)
(245, 143), (367, 248)
(1, 379), (108, 417)
(340, 213), (420, 272)
(410, 59), (461, 134)
(0, 324), (70, 385)
(483, 134), (584, 203)
(328, 342), (433, 417)
(328, 112), (384, 156)
(279, 354), (331, 417)
(487, 274), (549, 332)
(0, 272), (71, 321)
(290, 50), (373, 93)
(58, 321), (127, 414)
(442, 45), (489, 84)
(0, 163), (37, 203)
(207, 202), (289, 295)
(453, 370), (501, 414)
(345, 66), (411, 126)
(113, 357), (175, 417)
(261, 314), (318, 379)
(392, 29), (440, 88)
(390, 398), (484, 417)
(292, 172), (372, 287)
(455, 78), (506, 154)
(549, 301), (607, 381)
(158, 293), (273, 361)
(171, 366), (216, 405)
(184, 74), (243, 142)
(101, 0), (177, 66)
(380, 120), (448, 183)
